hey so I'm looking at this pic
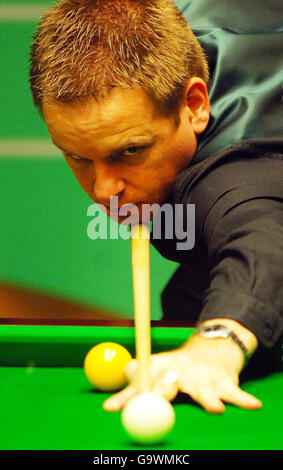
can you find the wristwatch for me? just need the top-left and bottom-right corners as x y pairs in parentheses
(196, 324), (251, 366)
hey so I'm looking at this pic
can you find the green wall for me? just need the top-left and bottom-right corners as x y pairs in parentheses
(0, 1), (178, 319)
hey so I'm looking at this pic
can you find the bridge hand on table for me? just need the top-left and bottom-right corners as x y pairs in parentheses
(103, 332), (262, 414)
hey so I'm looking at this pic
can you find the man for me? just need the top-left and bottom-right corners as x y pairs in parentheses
(29, 0), (283, 413)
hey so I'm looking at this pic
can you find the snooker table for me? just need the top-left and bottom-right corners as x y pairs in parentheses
(0, 320), (282, 451)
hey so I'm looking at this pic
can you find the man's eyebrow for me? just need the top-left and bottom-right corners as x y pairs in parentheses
(52, 136), (155, 158)
(112, 137), (156, 153)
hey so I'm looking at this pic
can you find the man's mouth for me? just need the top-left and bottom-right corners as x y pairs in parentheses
(109, 203), (140, 214)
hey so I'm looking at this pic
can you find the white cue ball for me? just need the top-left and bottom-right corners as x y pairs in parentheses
(121, 393), (175, 445)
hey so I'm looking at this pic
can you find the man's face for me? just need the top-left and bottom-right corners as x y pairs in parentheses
(43, 86), (200, 222)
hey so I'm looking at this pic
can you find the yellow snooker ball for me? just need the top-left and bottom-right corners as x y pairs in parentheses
(84, 342), (132, 392)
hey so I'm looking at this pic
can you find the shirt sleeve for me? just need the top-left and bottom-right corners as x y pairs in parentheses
(171, 146), (283, 348)
(198, 194), (283, 348)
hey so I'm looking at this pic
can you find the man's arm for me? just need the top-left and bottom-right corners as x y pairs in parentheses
(198, 196), (283, 348)
(104, 155), (283, 413)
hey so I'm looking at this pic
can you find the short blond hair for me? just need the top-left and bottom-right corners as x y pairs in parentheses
(30, 0), (209, 116)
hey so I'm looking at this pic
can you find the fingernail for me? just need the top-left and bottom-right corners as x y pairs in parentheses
(248, 396), (262, 405)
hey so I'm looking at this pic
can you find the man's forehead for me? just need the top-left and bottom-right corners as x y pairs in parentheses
(43, 89), (159, 136)
(44, 87), (156, 116)
(42, 93), (161, 157)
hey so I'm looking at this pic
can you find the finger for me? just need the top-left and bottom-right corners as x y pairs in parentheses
(178, 373), (225, 414)
(193, 387), (225, 414)
(103, 385), (137, 412)
(179, 378), (225, 414)
(220, 384), (262, 410)
(152, 371), (179, 402)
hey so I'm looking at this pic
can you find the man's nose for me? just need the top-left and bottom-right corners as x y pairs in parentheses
(92, 161), (126, 205)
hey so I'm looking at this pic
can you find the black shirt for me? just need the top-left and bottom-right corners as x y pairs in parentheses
(151, 140), (283, 348)
(150, 1), (283, 349)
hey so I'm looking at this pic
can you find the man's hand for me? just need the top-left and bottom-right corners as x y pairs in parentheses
(103, 320), (262, 414)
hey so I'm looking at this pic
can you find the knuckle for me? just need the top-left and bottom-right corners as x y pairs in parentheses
(124, 359), (137, 378)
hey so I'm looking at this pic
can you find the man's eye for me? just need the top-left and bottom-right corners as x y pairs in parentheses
(65, 152), (84, 161)
(123, 146), (139, 156)
(110, 146), (142, 163)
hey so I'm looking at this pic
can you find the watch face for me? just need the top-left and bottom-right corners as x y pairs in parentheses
(201, 325), (229, 339)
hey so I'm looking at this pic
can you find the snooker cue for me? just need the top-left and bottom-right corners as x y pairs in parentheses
(130, 223), (151, 393)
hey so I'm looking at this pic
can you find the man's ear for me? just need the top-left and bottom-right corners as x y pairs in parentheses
(184, 77), (210, 134)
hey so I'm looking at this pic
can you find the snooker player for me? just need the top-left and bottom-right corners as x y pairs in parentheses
(29, 0), (283, 413)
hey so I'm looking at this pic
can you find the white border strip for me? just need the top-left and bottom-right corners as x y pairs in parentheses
(0, 4), (52, 21)
(0, 4), (60, 157)
(0, 139), (62, 158)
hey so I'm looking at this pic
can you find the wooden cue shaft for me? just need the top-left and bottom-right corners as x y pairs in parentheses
(130, 223), (151, 393)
